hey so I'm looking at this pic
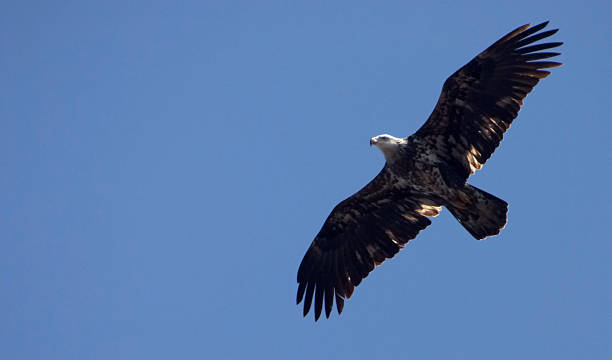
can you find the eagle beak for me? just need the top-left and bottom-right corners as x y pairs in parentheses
(370, 138), (375, 146)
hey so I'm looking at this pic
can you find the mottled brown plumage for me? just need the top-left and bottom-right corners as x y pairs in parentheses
(297, 22), (562, 320)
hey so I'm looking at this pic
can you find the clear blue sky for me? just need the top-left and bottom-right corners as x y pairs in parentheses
(2, 1), (611, 359)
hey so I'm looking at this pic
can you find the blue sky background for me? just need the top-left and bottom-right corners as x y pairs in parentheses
(2, 1), (611, 359)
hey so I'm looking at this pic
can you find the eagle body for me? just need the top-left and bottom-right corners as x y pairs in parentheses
(297, 22), (562, 320)
(368, 136), (454, 205)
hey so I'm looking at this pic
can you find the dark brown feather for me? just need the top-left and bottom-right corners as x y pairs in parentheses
(296, 22), (561, 321)
(296, 167), (438, 320)
(414, 21), (562, 179)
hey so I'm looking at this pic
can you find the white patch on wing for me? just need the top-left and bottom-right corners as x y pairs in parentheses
(417, 204), (442, 217)
(385, 229), (402, 246)
(402, 213), (418, 222)
(488, 117), (500, 127)
(487, 116), (504, 134)
(466, 145), (483, 172)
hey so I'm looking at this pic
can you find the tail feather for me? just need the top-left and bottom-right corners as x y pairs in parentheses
(447, 185), (508, 240)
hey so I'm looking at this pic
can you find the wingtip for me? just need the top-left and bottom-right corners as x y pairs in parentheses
(528, 20), (550, 32)
(336, 294), (345, 314)
(511, 23), (531, 36)
(296, 282), (306, 305)
(547, 28), (560, 36)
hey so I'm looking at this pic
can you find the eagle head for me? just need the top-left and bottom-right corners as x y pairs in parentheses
(370, 134), (405, 161)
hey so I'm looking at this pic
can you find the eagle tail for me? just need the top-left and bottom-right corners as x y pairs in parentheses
(447, 185), (508, 240)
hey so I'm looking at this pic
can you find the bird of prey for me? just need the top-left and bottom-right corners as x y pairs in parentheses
(296, 22), (562, 320)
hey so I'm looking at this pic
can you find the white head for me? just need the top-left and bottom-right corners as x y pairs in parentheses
(370, 134), (405, 161)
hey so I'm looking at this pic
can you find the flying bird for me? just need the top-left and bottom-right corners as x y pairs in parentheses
(296, 22), (562, 320)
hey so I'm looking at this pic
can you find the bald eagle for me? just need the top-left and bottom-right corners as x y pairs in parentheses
(297, 22), (562, 320)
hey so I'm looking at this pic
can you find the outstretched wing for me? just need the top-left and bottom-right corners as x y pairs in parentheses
(296, 166), (441, 320)
(415, 21), (562, 180)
